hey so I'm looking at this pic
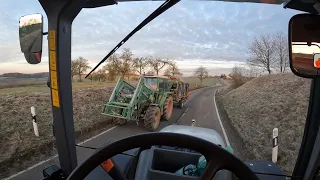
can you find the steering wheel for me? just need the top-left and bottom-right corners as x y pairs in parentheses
(67, 132), (259, 180)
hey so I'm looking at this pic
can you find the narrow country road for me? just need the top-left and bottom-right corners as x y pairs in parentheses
(6, 86), (228, 180)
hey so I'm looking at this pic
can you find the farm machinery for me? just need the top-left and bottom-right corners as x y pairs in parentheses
(169, 77), (190, 108)
(102, 75), (190, 131)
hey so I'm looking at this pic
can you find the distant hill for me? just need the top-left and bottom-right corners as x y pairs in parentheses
(0, 72), (49, 78)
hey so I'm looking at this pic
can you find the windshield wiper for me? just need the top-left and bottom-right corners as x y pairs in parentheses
(85, 0), (180, 78)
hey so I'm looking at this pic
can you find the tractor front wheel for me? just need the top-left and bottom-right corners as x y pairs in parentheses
(144, 106), (161, 131)
(113, 118), (127, 126)
(178, 99), (185, 109)
(162, 96), (173, 121)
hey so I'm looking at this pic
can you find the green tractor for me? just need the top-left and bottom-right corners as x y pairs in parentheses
(102, 75), (175, 131)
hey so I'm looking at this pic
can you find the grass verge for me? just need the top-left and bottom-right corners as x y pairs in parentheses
(0, 86), (114, 179)
(220, 73), (311, 174)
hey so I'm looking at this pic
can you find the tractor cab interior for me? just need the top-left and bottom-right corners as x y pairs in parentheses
(17, 0), (320, 179)
(144, 77), (159, 91)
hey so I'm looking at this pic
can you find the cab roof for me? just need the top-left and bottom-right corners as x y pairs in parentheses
(84, 0), (286, 8)
(84, 0), (317, 20)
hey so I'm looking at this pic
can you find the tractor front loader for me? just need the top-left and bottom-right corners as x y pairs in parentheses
(102, 76), (174, 131)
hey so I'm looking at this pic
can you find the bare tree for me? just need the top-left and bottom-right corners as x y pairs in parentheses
(71, 60), (78, 80)
(103, 54), (119, 81)
(274, 32), (289, 73)
(118, 48), (135, 80)
(193, 66), (209, 84)
(163, 68), (171, 77)
(146, 70), (155, 76)
(230, 65), (247, 88)
(164, 61), (182, 77)
(73, 57), (91, 82)
(148, 57), (169, 75)
(88, 73), (94, 82)
(245, 63), (264, 77)
(247, 34), (276, 74)
(134, 57), (148, 75)
(96, 69), (107, 82)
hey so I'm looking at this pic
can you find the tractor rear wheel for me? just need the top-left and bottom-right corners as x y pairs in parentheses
(144, 106), (161, 131)
(162, 96), (173, 121)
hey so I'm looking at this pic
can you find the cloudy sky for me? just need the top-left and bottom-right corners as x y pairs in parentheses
(0, 0), (301, 76)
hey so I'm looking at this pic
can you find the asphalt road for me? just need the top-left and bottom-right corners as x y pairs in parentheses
(6, 86), (227, 180)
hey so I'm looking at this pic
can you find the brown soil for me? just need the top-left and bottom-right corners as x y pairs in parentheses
(0, 87), (114, 178)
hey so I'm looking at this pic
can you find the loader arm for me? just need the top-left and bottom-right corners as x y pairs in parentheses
(102, 77), (154, 121)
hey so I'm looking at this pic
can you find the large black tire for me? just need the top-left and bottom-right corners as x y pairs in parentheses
(144, 106), (161, 131)
(161, 96), (173, 121)
(113, 117), (127, 126)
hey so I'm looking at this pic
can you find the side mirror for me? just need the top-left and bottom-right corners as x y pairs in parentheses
(289, 14), (320, 78)
(19, 14), (43, 64)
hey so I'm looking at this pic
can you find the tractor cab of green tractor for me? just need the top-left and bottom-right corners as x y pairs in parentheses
(143, 75), (172, 92)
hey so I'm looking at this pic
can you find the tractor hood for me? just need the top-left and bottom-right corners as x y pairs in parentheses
(160, 125), (226, 148)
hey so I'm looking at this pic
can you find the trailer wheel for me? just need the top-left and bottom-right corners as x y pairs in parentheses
(162, 96), (173, 121)
(144, 106), (161, 131)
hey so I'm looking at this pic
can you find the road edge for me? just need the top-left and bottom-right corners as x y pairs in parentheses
(213, 89), (231, 147)
(214, 88), (255, 161)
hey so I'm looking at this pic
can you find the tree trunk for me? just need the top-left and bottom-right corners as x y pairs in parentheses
(78, 70), (82, 82)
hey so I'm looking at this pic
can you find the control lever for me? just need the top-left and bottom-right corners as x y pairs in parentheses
(42, 165), (66, 180)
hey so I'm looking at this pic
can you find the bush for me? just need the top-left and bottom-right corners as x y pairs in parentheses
(230, 65), (246, 88)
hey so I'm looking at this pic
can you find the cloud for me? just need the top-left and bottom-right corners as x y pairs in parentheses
(0, 0), (302, 75)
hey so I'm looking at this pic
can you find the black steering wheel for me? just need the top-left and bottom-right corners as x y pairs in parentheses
(67, 132), (259, 180)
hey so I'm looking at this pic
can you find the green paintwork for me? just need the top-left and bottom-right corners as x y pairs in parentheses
(102, 76), (173, 121)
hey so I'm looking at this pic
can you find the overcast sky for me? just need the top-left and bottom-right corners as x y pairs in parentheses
(0, 0), (301, 76)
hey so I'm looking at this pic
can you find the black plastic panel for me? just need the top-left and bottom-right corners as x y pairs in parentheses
(135, 147), (233, 180)
(244, 160), (286, 180)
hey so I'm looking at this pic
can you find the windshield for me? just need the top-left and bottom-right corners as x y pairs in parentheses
(144, 77), (158, 90)
(0, 1), (311, 180)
